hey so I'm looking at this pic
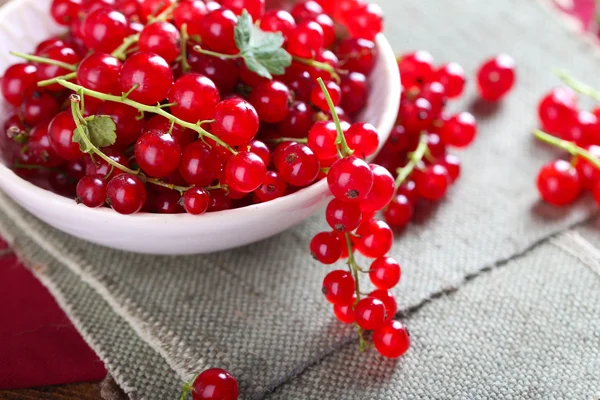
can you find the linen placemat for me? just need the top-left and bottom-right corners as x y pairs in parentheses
(1, 0), (600, 398)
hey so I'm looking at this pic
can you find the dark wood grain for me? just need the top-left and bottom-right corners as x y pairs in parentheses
(0, 382), (102, 400)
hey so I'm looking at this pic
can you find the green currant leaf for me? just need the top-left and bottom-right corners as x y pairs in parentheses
(86, 115), (117, 148)
(252, 48), (291, 77)
(234, 10), (252, 51)
(71, 126), (92, 153)
(233, 9), (292, 79)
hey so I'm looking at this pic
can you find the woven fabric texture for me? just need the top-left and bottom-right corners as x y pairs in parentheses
(1, 0), (600, 399)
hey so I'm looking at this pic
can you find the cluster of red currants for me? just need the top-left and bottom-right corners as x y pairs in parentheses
(311, 52), (517, 358)
(0, 0), (383, 216)
(535, 72), (600, 208)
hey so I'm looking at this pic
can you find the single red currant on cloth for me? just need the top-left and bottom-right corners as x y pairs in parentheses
(477, 54), (516, 101)
(190, 368), (239, 400)
(373, 320), (411, 359)
(536, 159), (581, 206)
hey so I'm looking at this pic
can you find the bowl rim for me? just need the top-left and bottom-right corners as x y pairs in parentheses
(0, 33), (400, 224)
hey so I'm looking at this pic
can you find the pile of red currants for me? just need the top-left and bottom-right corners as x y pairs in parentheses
(535, 71), (600, 208)
(0, 0), (383, 216)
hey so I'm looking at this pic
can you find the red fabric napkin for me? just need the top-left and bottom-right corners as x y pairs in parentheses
(0, 236), (106, 390)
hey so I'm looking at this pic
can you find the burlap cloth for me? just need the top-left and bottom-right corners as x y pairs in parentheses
(1, 0), (600, 398)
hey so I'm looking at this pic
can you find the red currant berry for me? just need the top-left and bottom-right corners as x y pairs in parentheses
(77, 52), (123, 94)
(355, 219), (393, 258)
(85, 150), (130, 180)
(179, 141), (221, 186)
(415, 164), (451, 201)
(340, 72), (367, 116)
(119, 51), (174, 105)
(116, 0), (142, 20)
(441, 112), (477, 148)
(48, 110), (83, 161)
(135, 131), (181, 178)
(426, 132), (446, 159)
(225, 151), (266, 193)
(333, 294), (356, 324)
(139, 0), (174, 21)
(383, 194), (413, 228)
(435, 62), (466, 99)
(1, 63), (38, 106)
(98, 102), (145, 147)
(322, 270), (355, 305)
(291, 0), (323, 21)
(538, 87), (578, 134)
(310, 231), (342, 264)
(247, 139), (270, 166)
(354, 297), (386, 330)
(278, 101), (315, 138)
(326, 198), (362, 232)
(28, 119), (64, 167)
(369, 256), (401, 290)
(21, 91), (60, 127)
(188, 52), (239, 95)
(536, 160), (581, 206)
(208, 188), (233, 211)
(307, 121), (338, 160)
(440, 154), (461, 183)
(51, 0), (82, 25)
(155, 191), (183, 214)
(574, 145), (600, 190)
(282, 68), (313, 102)
(373, 320), (410, 358)
(386, 124), (418, 153)
(249, 81), (292, 123)
(76, 175), (107, 208)
(398, 50), (434, 88)
(35, 45), (81, 91)
(106, 173), (147, 214)
(477, 54), (516, 101)
(343, 2), (382, 41)
(360, 164), (395, 213)
(276, 143), (320, 187)
(286, 20), (324, 59)
(420, 81), (447, 117)
(212, 98), (259, 146)
(35, 37), (66, 55)
(139, 21), (181, 64)
(308, 14), (335, 49)
(560, 110), (599, 145)
(192, 368), (239, 400)
(328, 156), (374, 202)
(398, 97), (433, 133)
(199, 9), (238, 55)
(260, 9), (296, 37)
(173, 1), (207, 36)
(253, 171), (287, 203)
(311, 80), (341, 112)
(369, 289), (397, 321)
(345, 123), (379, 158)
(337, 38), (375, 75)
(182, 187), (210, 215)
(168, 73), (220, 123)
(222, 0), (265, 20)
(81, 9), (129, 53)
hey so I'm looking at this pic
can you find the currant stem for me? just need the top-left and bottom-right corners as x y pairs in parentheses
(344, 232), (368, 351)
(70, 98), (140, 176)
(180, 24), (191, 73)
(111, 33), (140, 60)
(293, 56), (344, 84)
(394, 132), (429, 191)
(192, 45), (239, 60)
(58, 80), (238, 155)
(266, 137), (308, 144)
(316, 77), (353, 158)
(38, 71), (77, 87)
(179, 373), (199, 400)
(534, 129), (600, 170)
(10, 51), (77, 71)
(555, 69), (600, 102)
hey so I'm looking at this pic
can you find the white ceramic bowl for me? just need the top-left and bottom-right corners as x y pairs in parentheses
(0, 0), (400, 255)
